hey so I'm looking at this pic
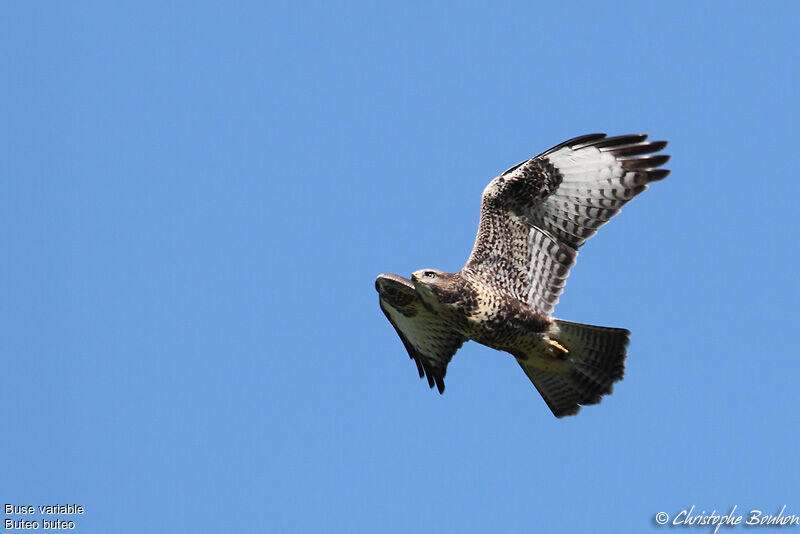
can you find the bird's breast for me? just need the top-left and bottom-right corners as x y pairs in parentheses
(462, 296), (550, 352)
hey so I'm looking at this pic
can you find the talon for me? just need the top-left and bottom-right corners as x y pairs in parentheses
(548, 339), (569, 355)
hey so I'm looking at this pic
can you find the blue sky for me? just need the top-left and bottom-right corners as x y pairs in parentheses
(2, 2), (799, 533)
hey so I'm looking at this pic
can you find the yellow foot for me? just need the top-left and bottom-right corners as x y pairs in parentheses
(548, 339), (569, 355)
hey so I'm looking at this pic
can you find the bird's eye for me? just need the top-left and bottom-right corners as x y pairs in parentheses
(425, 271), (436, 278)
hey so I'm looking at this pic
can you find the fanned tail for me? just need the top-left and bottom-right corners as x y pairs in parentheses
(517, 319), (629, 418)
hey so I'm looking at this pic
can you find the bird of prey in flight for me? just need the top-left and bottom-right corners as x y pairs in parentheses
(375, 133), (669, 417)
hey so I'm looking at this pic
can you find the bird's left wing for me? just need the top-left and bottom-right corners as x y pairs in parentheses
(376, 274), (467, 393)
(464, 133), (670, 315)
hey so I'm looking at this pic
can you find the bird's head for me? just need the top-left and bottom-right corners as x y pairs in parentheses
(411, 269), (462, 308)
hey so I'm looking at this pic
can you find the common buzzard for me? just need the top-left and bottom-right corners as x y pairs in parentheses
(375, 133), (669, 417)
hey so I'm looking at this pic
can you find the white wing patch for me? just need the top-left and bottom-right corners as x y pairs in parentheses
(531, 137), (669, 255)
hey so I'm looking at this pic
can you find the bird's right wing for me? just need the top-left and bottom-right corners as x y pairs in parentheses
(464, 133), (670, 315)
(376, 274), (467, 393)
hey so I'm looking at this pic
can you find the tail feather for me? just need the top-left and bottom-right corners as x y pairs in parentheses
(518, 319), (629, 418)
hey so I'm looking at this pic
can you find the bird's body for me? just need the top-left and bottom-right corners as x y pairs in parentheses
(376, 133), (669, 417)
(411, 270), (550, 360)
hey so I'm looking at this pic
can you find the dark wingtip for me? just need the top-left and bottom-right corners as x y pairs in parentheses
(424, 366), (435, 389)
(414, 357), (425, 378)
(553, 405), (582, 418)
(607, 140), (668, 157)
(648, 169), (671, 181)
(436, 377), (445, 394)
(588, 134), (648, 149)
(567, 132), (607, 144)
(540, 133), (607, 157)
(620, 154), (671, 170)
